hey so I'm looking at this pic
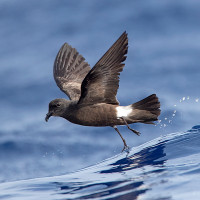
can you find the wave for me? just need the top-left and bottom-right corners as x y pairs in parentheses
(0, 125), (200, 200)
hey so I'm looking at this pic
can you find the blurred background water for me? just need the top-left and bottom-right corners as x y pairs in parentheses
(0, 0), (200, 197)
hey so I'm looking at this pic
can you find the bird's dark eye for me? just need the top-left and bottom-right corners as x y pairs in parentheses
(50, 104), (61, 109)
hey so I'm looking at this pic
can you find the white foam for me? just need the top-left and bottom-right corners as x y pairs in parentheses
(116, 106), (132, 118)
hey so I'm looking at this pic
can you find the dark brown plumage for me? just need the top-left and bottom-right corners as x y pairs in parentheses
(78, 32), (128, 105)
(46, 32), (161, 152)
(53, 43), (91, 100)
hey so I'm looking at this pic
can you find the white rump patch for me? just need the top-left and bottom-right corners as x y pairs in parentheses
(116, 106), (132, 118)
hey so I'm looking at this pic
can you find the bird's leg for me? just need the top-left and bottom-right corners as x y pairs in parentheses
(113, 126), (130, 152)
(121, 117), (140, 136)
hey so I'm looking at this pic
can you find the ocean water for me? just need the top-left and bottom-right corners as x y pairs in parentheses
(0, 0), (200, 199)
(0, 126), (200, 199)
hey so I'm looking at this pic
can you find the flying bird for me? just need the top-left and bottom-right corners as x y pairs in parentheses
(45, 32), (160, 151)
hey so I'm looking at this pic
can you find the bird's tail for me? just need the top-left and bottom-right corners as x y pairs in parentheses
(126, 94), (161, 124)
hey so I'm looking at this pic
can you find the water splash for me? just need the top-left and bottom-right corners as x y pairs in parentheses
(156, 96), (199, 129)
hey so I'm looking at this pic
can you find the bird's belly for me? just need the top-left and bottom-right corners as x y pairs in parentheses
(66, 103), (122, 127)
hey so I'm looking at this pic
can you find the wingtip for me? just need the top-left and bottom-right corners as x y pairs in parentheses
(121, 31), (128, 38)
(123, 30), (127, 35)
(61, 42), (72, 50)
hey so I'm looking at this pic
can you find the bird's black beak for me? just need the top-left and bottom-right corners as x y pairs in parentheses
(45, 112), (52, 122)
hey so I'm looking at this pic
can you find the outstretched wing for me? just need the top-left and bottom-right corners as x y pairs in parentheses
(78, 31), (128, 105)
(53, 43), (91, 100)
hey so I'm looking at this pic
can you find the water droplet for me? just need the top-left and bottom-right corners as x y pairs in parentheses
(195, 98), (199, 103)
(163, 124), (166, 127)
(182, 97), (185, 101)
(187, 96), (190, 100)
(165, 118), (167, 120)
(174, 104), (177, 107)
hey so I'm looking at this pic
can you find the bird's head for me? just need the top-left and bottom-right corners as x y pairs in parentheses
(45, 98), (69, 122)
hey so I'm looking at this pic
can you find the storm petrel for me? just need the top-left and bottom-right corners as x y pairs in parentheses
(45, 32), (160, 151)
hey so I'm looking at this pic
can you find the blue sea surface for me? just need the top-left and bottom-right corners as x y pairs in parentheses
(0, 0), (200, 199)
(0, 126), (200, 199)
